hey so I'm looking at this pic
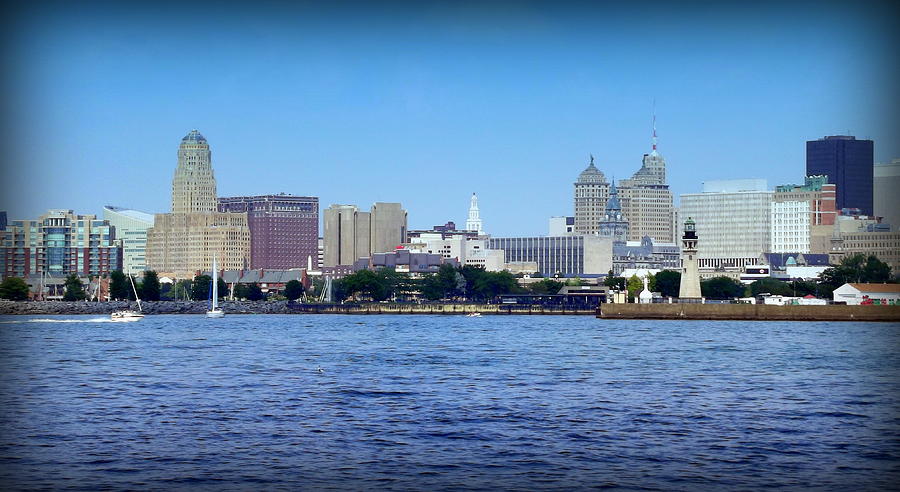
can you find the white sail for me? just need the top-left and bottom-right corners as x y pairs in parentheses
(211, 253), (218, 310)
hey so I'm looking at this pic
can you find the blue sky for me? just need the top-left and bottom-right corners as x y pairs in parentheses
(2, 1), (897, 236)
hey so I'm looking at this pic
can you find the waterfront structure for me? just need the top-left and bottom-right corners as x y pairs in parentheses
(323, 202), (407, 267)
(102, 205), (154, 275)
(353, 249), (459, 274)
(465, 193), (484, 234)
(488, 235), (612, 277)
(678, 217), (702, 299)
(832, 283), (900, 305)
(806, 135), (874, 215)
(548, 216), (576, 236)
(218, 194), (318, 270)
(617, 122), (674, 242)
(874, 158), (900, 230)
(599, 182), (629, 244)
(679, 179), (773, 270)
(573, 155), (610, 235)
(1, 209), (122, 280)
(145, 130), (250, 277)
(219, 269), (309, 296)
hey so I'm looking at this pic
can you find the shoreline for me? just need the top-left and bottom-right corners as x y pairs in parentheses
(599, 303), (900, 322)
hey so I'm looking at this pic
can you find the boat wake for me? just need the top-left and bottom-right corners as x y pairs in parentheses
(0, 317), (113, 324)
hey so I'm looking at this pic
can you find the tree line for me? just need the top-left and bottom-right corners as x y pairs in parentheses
(0, 253), (893, 302)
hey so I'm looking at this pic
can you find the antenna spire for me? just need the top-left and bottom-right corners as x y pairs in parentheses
(651, 99), (658, 154)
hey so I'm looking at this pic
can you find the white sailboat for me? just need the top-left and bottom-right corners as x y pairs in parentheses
(206, 253), (224, 318)
(111, 274), (144, 322)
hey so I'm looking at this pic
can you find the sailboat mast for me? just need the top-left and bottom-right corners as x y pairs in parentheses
(129, 274), (142, 312)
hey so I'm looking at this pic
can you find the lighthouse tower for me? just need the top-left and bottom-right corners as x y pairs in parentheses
(678, 217), (702, 299)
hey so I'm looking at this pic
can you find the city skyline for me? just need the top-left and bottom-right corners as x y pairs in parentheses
(2, 1), (897, 236)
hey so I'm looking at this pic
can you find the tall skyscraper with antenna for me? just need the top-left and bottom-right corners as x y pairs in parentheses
(618, 109), (675, 242)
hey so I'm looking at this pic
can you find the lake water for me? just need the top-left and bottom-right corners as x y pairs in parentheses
(0, 314), (898, 490)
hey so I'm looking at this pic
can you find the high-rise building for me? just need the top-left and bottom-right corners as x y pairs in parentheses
(102, 205), (155, 275)
(218, 194), (319, 269)
(548, 216), (576, 236)
(145, 130), (250, 277)
(1, 209), (122, 280)
(806, 135), (874, 215)
(874, 158), (900, 231)
(617, 118), (674, 242)
(323, 202), (407, 267)
(573, 155), (610, 235)
(0, 211), (6, 231)
(465, 193), (483, 234)
(679, 179), (773, 270)
(678, 217), (702, 299)
(599, 182), (629, 244)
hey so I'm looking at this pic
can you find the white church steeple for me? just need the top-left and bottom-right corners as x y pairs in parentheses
(466, 192), (483, 234)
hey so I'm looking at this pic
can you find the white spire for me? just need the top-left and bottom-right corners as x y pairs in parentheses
(466, 192), (483, 234)
(650, 99), (658, 156)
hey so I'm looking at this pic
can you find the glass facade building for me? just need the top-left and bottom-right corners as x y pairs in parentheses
(806, 135), (874, 215)
(1, 210), (122, 280)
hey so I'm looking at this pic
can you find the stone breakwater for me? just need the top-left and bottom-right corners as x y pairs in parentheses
(599, 303), (900, 322)
(0, 300), (294, 315)
(0, 300), (595, 315)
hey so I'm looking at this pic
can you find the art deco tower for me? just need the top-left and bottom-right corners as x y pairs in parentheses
(171, 130), (217, 214)
(573, 155), (610, 235)
(146, 130), (250, 277)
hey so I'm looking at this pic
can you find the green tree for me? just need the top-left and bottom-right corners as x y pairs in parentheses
(819, 253), (893, 289)
(233, 283), (249, 300)
(626, 275), (644, 301)
(529, 278), (563, 295)
(0, 277), (30, 301)
(109, 270), (130, 300)
(420, 274), (446, 301)
(473, 270), (518, 301)
(654, 270), (681, 298)
(566, 277), (584, 286)
(284, 279), (304, 300)
(749, 278), (793, 297)
(172, 279), (192, 300)
(62, 274), (86, 301)
(191, 275), (212, 301)
(217, 277), (228, 299)
(141, 270), (161, 301)
(245, 283), (265, 301)
(701, 276), (746, 300)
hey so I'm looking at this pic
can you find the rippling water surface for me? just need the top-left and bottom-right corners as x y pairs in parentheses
(1, 314), (898, 490)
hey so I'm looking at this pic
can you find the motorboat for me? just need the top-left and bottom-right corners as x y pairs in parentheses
(466, 312), (482, 317)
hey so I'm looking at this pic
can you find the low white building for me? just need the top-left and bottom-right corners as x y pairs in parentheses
(832, 283), (900, 305)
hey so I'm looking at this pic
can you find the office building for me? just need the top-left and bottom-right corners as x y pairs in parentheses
(617, 123), (675, 242)
(323, 202), (407, 267)
(145, 130), (250, 277)
(679, 179), (772, 270)
(806, 135), (874, 215)
(874, 158), (900, 231)
(1, 209), (122, 279)
(573, 155), (610, 235)
(102, 205), (154, 275)
(488, 235), (612, 277)
(218, 194), (318, 270)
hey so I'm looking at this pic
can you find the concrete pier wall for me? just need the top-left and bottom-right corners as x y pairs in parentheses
(598, 303), (900, 322)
